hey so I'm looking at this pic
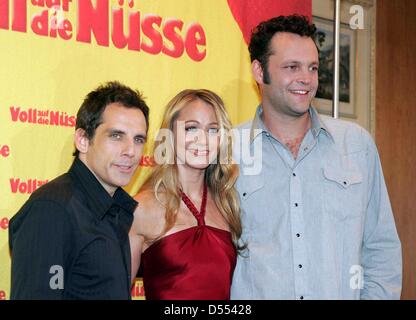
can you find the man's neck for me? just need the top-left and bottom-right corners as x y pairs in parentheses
(262, 106), (312, 159)
(77, 156), (116, 197)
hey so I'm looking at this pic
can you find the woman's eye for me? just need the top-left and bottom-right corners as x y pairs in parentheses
(185, 126), (198, 132)
(208, 128), (219, 134)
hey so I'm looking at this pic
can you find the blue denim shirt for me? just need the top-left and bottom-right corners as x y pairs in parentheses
(231, 106), (402, 300)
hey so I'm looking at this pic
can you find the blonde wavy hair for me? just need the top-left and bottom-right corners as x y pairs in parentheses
(142, 89), (243, 250)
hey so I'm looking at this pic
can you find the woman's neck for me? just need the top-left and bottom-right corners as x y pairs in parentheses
(177, 165), (206, 199)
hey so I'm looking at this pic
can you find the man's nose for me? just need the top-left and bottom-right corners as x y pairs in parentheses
(297, 68), (313, 85)
(122, 139), (136, 157)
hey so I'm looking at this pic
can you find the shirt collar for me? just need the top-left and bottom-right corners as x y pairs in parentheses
(249, 104), (334, 144)
(309, 106), (333, 140)
(69, 158), (138, 219)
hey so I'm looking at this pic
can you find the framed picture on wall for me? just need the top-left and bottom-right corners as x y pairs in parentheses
(312, 16), (356, 118)
(312, 0), (376, 135)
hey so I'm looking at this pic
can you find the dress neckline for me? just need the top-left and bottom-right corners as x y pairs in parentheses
(142, 184), (231, 256)
(142, 225), (231, 256)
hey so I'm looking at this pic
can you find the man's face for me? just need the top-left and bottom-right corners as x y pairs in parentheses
(255, 32), (319, 117)
(77, 103), (147, 196)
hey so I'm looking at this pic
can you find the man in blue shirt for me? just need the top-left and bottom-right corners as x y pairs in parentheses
(231, 15), (402, 299)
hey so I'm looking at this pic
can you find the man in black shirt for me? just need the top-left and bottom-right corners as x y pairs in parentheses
(9, 81), (149, 299)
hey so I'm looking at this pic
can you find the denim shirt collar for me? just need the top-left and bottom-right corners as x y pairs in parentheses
(249, 105), (334, 144)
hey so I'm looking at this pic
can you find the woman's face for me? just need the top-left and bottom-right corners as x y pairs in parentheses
(173, 98), (220, 170)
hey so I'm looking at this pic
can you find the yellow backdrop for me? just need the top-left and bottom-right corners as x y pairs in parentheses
(0, 0), (311, 300)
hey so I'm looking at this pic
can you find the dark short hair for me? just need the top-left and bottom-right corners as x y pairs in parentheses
(73, 81), (150, 157)
(249, 15), (317, 84)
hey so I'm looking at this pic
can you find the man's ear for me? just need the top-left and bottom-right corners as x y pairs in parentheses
(74, 128), (90, 154)
(252, 60), (265, 85)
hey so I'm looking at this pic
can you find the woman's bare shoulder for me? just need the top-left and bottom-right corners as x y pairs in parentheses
(132, 189), (166, 237)
(135, 188), (166, 210)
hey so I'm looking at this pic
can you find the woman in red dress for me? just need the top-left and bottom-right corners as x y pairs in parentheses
(129, 89), (243, 300)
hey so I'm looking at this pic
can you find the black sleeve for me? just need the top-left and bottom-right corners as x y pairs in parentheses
(9, 200), (69, 300)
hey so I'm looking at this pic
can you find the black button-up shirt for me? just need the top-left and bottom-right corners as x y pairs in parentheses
(9, 158), (137, 299)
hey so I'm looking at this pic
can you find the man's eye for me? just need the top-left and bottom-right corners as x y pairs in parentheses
(111, 133), (121, 139)
(135, 137), (145, 144)
(286, 65), (297, 70)
(310, 66), (319, 72)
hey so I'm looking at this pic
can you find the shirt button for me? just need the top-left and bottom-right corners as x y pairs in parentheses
(299, 264), (303, 268)
(295, 203), (298, 207)
(296, 233), (300, 237)
(292, 173), (296, 177)
(243, 192), (247, 197)
(300, 296), (304, 300)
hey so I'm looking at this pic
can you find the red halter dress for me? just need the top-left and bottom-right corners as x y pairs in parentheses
(141, 185), (237, 300)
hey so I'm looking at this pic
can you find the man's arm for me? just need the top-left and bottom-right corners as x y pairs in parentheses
(361, 133), (402, 299)
(9, 200), (68, 299)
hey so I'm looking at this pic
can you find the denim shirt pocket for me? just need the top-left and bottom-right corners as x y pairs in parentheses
(322, 165), (364, 221)
(238, 173), (265, 237)
(240, 174), (265, 201)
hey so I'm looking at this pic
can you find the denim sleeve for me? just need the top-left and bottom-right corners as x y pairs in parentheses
(360, 130), (402, 299)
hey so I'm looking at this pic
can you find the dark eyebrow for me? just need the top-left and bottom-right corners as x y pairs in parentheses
(282, 60), (301, 65)
(107, 129), (125, 135)
(282, 60), (319, 65)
